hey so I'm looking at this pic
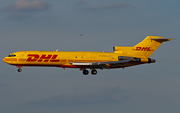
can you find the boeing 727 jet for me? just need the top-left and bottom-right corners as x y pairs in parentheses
(3, 36), (172, 75)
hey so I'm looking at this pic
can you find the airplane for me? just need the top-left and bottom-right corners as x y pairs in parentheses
(2, 36), (172, 75)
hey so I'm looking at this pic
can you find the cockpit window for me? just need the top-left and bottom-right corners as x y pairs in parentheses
(8, 54), (16, 57)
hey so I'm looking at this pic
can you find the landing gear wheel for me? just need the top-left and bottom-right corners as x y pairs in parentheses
(83, 70), (89, 75)
(17, 68), (22, 72)
(91, 70), (97, 75)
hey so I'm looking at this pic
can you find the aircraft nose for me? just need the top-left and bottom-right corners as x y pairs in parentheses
(3, 58), (5, 62)
(2, 57), (7, 62)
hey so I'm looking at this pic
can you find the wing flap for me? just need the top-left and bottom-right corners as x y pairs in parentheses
(70, 62), (92, 65)
(70, 60), (129, 69)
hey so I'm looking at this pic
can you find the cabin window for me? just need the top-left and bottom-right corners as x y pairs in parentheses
(8, 54), (16, 57)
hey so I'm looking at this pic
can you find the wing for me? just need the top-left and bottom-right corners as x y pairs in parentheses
(69, 60), (129, 69)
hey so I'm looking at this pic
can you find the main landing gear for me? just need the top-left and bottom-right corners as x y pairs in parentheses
(91, 70), (97, 75)
(82, 69), (97, 75)
(83, 70), (89, 75)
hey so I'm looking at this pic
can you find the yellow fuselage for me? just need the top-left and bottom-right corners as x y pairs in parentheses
(2, 51), (148, 69)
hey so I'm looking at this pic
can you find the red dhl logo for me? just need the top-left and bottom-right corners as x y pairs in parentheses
(136, 47), (152, 51)
(26, 54), (60, 62)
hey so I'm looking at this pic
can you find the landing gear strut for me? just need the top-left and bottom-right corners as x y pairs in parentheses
(91, 69), (97, 75)
(83, 70), (89, 75)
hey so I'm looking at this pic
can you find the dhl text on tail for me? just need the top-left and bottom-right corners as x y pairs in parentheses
(3, 36), (172, 75)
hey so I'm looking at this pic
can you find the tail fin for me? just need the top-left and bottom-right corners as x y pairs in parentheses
(113, 36), (172, 58)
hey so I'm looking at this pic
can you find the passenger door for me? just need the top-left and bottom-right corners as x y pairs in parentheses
(20, 52), (26, 62)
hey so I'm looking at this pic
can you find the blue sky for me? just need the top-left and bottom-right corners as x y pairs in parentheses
(0, 0), (180, 113)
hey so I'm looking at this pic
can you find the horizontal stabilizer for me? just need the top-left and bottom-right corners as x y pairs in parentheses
(150, 38), (172, 42)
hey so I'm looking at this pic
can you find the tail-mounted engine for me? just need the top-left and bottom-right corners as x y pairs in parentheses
(148, 58), (156, 63)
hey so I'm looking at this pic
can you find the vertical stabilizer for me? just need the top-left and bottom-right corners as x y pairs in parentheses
(133, 36), (171, 57)
(113, 36), (172, 58)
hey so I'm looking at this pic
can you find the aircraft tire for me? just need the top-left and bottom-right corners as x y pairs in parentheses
(18, 68), (22, 72)
(83, 70), (89, 75)
(91, 70), (97, 75)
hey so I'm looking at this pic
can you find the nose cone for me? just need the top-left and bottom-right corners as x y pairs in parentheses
(2, 57), (7, 63)
(3, 58), (5, 62)
(2, 57), (17, 64)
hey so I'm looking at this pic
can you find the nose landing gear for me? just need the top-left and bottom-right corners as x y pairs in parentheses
(17, 66), (22, 72)
(17, 68), (22, 72)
